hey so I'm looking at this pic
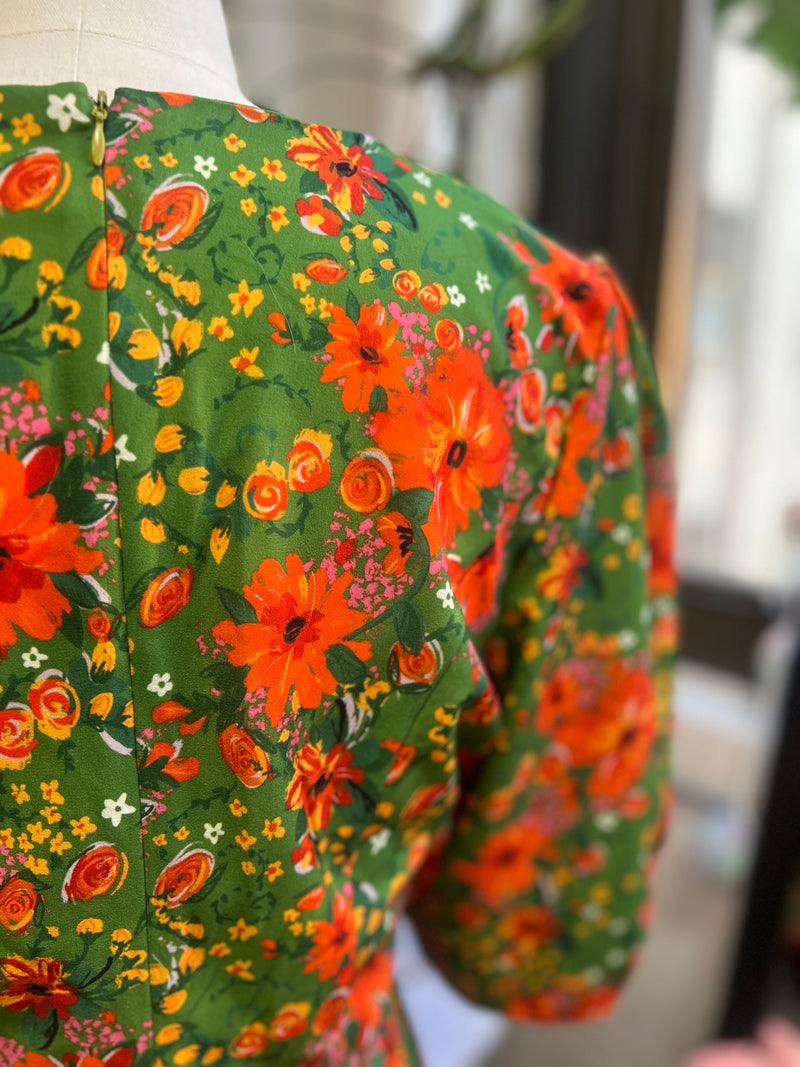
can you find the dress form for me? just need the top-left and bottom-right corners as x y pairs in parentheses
(0, 0), (252, 104)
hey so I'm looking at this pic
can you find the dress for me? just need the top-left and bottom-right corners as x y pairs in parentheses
(0, 82), (678, 1065)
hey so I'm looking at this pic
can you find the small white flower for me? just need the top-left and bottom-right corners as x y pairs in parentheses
(147, 673), (173, 698)
(46, 92), (90, 132)
(22, 647), (48, 670)
(622, 379), (638, 404)
(436, 581), (455, 610)
(475, 271), (492, 294)
(446, 284), (466, 307)
(582, 966), (605, 986)
(96, 342), (110, 365)
(204, 822), (225, 844)
(194, 155), (218, 179)
(605, 947), (628, 969)
(594, 811), (619, 833)
(610, 524), (632, 545)
(617, 628), (638, 651)
(580, 903), (602, 921)
(368, 827), (391, 856)
(581, 362), (597, 385)
(459, 212), (479, 230)
(114, 433), (136, 462)
(640, 602), (653, 625)
(413, 170), (432, 188)
(609, 917), (630, 937)
(101, 792), (136, 827)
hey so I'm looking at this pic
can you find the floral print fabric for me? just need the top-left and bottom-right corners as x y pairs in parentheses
(0, 82), (678, 1066)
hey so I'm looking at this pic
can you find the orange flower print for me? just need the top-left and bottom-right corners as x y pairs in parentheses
(61, 842), (129, 902)
(139, 565), (193, 628)
(0, 954), (78, 1020)
(212, 555), (372, 724)
(0, 449), (102, 656)
(450, 823), (545, 908)
(0, 877), (37, 933)
(140, 179), (209, 249)
(303, 887), (363, 982)
(536, 660), (657, 803)
(295, 194), (342, 236)
(504, 294), (533, 368)
(286, 742), (364, 834)
(340, 452), (394, 515)
(537, 542), (589, 602)
(505, 235), (615, 359)
(0, 148), (65, 212)
(372, 347), (511, 551)
(228, 1020), (269, 1058)
(546, 391), (604, 520)
(152, 845), (215, 908)
(28, 672), (80, 740)
(286, 125), (387, 214)
(243, 461), (288, 521)
(287, 430), (332, 493)
(0, 704), (37, 770)
(321, 302), (410, 413)
(387, 642), (440, 688)
(376, 511), (417, 574)
(219, 724), (272, 788)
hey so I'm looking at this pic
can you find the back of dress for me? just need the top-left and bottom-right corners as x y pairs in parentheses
(0, 83), (677, 1066)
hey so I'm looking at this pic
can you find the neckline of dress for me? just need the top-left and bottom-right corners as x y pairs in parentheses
(0, 80), (268, 116)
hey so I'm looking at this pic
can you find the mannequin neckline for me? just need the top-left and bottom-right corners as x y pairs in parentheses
(0, 80), (265, 116)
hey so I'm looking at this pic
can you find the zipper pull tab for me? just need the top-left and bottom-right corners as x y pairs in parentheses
(90, 91), (108, 167)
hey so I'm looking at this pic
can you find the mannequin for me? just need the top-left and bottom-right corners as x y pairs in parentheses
(0, 0), (252, 104)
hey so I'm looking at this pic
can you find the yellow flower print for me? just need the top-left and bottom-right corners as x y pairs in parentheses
(223, 133), (246, 152)
(372, 238), (389, 254)
(0, 133), (12, 154)
(0, 828), (13, 848)
(70, 815), (97, 840)
(413, 191), (426, 204)
(299, 294), (316, 315)
(228, 280), (264, 318)
(152, 833), (168, 846)
(209, 943), (232, 957)
(25, 856), (49, 875)
(264, 861), (284, 883)
(134, 155), (152, 169)
(159, 152), (178, 167)
(153, 376), (184, 407)
(171, 318), (204, 356)
(235, 830), (257, 851)
(40, 779), (65, 804)
(230, 164), (255, 187)
(46, 926), (59, 937)
(208, 315), (234, 342)
(12, 113), (42, 144)
(0, 237), (32, 260)
(27, 820), (51, 844)
(261, 817), (285, 841)
(289, 921), (304, 936)
(228, 918), (258, 942)
(267, 205), (289, 232)
(230, 346), (263, 378)
(112, 928), (133, 943)
(39, 260), (64, 285)
(359, 268), (377, 284)
(351, 224), (370, 240)
(229, 799), (247, 817)
(15, 832), (34, 852)
(10, 783), (30, 804)
(260, 158), (286, 181)
(240, 197), (257, 216)
(174, 826), (190, 840)
(318, 298), (334, 320)
(210, 527), (231, 564)
(435, 189), (452, 207)
(292, 272), (311, 292)
(140, 517), (167, 544)
(128, 327), (161, 361)
(225, 959), (255, 981)
(178, 467), (210, 495)
(39, 806), (62, 824)
(376, 220), (393, 233)
(283, 909), (300, 923)
(154, 424), (185, 452)
(241, 860), (256, 875)
(49, 832), (72, 855)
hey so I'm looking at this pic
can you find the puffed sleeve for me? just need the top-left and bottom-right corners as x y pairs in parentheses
(405, 247), (679, 1021)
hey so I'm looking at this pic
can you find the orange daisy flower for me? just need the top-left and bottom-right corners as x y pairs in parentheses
(321, 302), (410, 413)
(0, 953), (79, 1019)
(212, 554), (372, 723)
(303, 888), (363, 982)
(0, 448), (102, 656)
(286, 741), (365, 834)
(286, 125), (387, 215)
(372, 347), (511, 551)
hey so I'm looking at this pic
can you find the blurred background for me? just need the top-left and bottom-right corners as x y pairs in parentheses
(222, 1), (800, 1064)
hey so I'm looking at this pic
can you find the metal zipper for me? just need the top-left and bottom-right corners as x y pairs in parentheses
(90, 90), (108, 167)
